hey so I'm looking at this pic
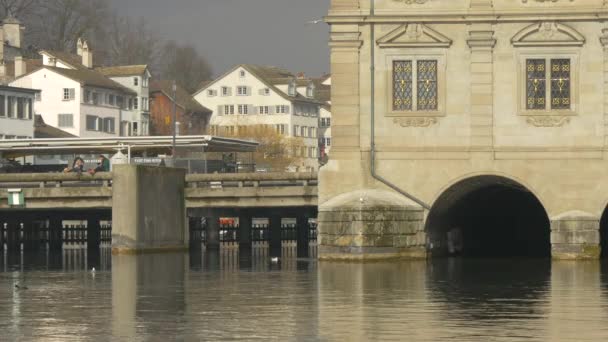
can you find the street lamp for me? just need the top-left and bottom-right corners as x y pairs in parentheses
(172, 80), (177, 165)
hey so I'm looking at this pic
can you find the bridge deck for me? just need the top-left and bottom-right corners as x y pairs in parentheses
(0, 172), (318, 210)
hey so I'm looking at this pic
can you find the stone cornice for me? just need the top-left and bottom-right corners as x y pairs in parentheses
(325, 11), (608, 24)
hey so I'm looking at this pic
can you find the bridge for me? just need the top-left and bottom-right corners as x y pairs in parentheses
(320, 0), (608, 261)
(0, 170), (318, 257)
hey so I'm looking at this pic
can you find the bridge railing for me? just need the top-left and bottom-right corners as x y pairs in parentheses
(185, 172), (318, 189)
(0, 172), (113, 189)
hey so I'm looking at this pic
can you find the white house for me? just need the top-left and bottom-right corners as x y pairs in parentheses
(193, 64), (323, 171)
(0, 85), (39, 140)
(96, 65), (151, 136)
(10, 40), (140, 137)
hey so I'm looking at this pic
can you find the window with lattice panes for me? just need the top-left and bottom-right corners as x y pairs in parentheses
(525, 58), (571, 111)
(392, 60), (438, 112)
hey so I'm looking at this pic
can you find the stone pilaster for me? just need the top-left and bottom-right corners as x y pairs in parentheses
(551, 212), (600, 259)
(467, 25), (496, 151)
(328, 29), (362, 155)
(600, 28), (608, 151)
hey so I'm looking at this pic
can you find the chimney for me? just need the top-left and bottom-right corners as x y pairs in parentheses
(76, 38), (83, 56)
(14, 56), (25, 77)
(82, 40), (93, 68)
(2, 15), (22, 49)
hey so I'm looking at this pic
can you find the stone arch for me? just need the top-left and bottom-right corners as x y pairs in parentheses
(425, 174), (551, 257)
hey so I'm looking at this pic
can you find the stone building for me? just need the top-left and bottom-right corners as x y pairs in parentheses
(320, 0), (608, 260)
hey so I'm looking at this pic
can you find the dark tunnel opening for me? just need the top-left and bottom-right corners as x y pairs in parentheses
(600, 208), (608, 258)
(426, 176), (551, 258)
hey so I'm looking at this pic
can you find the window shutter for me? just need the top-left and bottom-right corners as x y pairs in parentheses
(285, 105), (291, 114)
(69, 88), (75, 100)
(227, 87), (232, 96)
(247, 87), (252, 96)
(218, 105), (223, 115)
(248, 105), (254, 114)
(258, 89), (265, 95)
(254, 106), (258, 115)
(269, 106), (275, 114)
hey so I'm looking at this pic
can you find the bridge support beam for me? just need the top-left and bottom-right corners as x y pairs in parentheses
(318, 190), (426, 261)
(551, 212), (601, 260)
(296, 216), (309, 258)
(112, 165), (188, 254)
(206, 216), (220, 250)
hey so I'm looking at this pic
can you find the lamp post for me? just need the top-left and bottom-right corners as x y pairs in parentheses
(172, 80), (177, 165)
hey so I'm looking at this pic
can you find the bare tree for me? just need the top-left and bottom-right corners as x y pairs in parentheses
(106, 14), (159, 66)
(0, 0), (39, 18)
(29, 0), (109, 52)
(157, 41), (212, 93)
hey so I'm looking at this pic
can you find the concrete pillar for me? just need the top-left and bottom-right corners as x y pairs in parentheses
(49, 216), (63, 252)
(297, 216), (309, 258)
(206, 216), (220, 250)
(5, 218), (20, 252)
(238, 214), (252, 248)
(551, 212), (600, 260)
(87, 216), (101, 250)
(269, 215), (282, 258)
(112, 165), (188, 254)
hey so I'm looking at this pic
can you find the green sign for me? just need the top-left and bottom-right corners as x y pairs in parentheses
(7, 189), (24, 207)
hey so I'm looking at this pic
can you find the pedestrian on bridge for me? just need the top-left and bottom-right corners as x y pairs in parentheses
(88, 155), (110, 175)
(63, 157), (84, 174)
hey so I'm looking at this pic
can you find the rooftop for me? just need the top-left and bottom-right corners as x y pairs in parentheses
(96, 65), (149, 77)
(151, 80), (211, 114)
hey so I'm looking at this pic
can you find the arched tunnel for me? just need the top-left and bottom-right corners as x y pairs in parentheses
(426, 176), (551, 258)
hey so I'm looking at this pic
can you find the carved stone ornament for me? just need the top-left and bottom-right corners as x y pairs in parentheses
(393, 0), (431, 3)
(376, 23), (452, 48)
(522, 0), (574, 2)
(526, 116), (571, 127)
(394, 117), (438, 127)
(511, 21), (585, 47)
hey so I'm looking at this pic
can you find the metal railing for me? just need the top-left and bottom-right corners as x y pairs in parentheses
(186, 172), (318, 189)
(0, 172), (113, 188)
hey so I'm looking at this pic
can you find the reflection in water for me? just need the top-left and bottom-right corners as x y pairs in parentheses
(2, 250), (608, 341)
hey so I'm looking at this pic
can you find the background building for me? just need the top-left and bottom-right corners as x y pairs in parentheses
(150, 80), (212, 136)
(97, 65), (152, 136)
(0, 85), (39, 140)
(10, 41), (140, 137)
(193, 64), (322, 171)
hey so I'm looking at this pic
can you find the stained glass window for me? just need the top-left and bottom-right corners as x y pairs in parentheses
(526, 59), (546, 110)
(417, 60), (438, 111)
(393, 60), (413, 111)
(551, 59), (570, 110)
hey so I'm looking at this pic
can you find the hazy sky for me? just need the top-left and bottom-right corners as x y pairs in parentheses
(110, 0), (330, 78)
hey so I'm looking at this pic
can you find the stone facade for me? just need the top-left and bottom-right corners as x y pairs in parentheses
(321, 0), (608, 260)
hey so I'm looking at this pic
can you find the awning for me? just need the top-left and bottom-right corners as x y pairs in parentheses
(0, 135), (258, 159)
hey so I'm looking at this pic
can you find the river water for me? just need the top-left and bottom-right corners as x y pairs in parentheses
(1, 248), (608, 341)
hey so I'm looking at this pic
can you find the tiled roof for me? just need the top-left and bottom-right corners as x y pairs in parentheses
(47, 66), (137, 95)
(34, 115), (76, 138)
(40, 50), (84, 69)
(151, 80), (211, 114)
(3, 58), (42, 77)
(96, 65), (148, 77)
(194, 64), (324, 105)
